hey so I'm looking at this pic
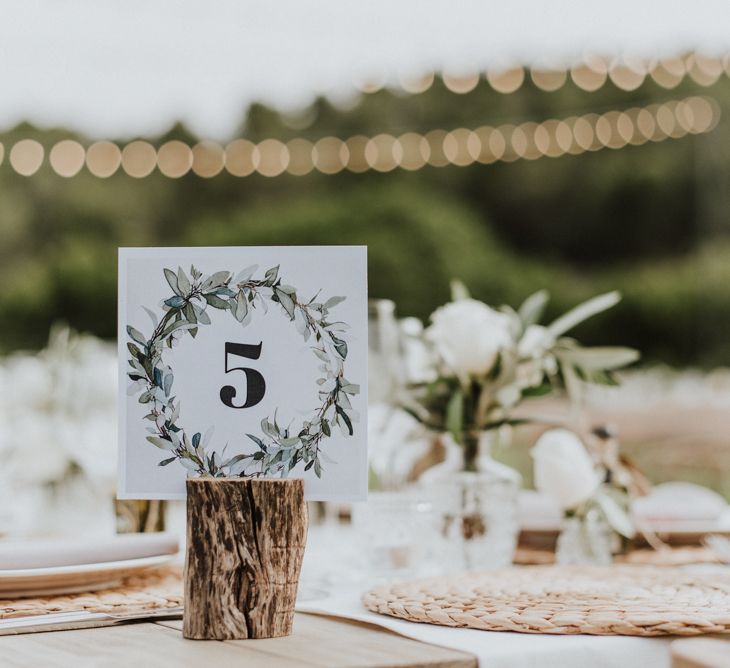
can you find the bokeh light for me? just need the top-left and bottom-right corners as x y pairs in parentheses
(365, 134), (401, 172)
(596, 111), (625, 149)
(512, 123), (541, 160)
(86, 141), (121, 178)
(49, 140), (85, 177)
(10, 139), (44, 176)
(487, 66), (524, 94)
(192, 141), (225, 178)
(253, 139), (289, 177)
(224, 139), (256, 177)
(121, 141), (156, 178)
(531, 68), (567, 92)
(498, 125), (519, 162)
(398, 72), (435, 94)
(655, 104), (677, 138)
(570, 61), (608, 92)
(609, 58), (646, 91)
(345, 135), (370, 173)
(285, 138), (314, 176)
(572, 116), (596, 151)
(555, 120), (575, 154)
(684, 96), (716, 133)
(157, 140), (193, 178)
(687, 54), (723, 87)
(353, 72), (386, 94)
(472, 126), (505, 164)
(398, 132), (429, 171)
(313, 137), (348, 174)
(442, 128), (478, 166)
(534, 120), (564, 157)
(616, 112), (635, 144)
(425, 130), (450, 167)
(636, 107), (658, 141)
(650, 57), (686, 89)
(623, 109), (647, 146)
(443, 69), (480, 94)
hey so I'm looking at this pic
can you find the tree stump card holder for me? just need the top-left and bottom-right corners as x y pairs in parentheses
(183, 477), (308, 640)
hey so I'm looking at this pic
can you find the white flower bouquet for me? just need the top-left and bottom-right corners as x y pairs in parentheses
(401, 284), (639, 468)
(0, 326), (118, 535)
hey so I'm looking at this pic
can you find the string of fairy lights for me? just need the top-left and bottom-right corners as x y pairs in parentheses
(0, 95), (718, 179)
(0, 51), (725, 179)
(365, 53), (730, 96)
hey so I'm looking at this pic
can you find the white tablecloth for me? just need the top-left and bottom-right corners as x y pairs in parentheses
(297, 589), (673, 668)
(296, 525), (674, 668)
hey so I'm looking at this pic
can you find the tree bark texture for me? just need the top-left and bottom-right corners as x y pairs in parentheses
(183, 477), (307, 640)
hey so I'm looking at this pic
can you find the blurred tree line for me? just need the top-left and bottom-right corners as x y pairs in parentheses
(1, 73), (730, 367)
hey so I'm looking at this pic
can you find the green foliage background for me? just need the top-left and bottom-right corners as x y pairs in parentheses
(2, 74), (730, 366)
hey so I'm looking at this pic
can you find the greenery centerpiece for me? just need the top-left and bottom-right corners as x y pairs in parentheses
(399, 284), (639, 571)
(402, 283), (640, 471)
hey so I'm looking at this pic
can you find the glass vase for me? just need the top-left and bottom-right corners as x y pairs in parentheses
(422, 432), (521, 572)
(351, 490), (439, 584)
(555, 511), (614, 566)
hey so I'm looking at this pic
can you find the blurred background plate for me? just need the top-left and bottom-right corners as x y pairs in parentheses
(0, 554), (174, 598)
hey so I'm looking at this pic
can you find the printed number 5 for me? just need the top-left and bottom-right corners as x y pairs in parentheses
(220, 342), (266, 409)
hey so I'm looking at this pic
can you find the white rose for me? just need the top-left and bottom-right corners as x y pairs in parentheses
(531, 429), (601, 510)
(426, 299), (513, 377)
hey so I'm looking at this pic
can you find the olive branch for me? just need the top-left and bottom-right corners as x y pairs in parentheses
(126, 264), (359, 479)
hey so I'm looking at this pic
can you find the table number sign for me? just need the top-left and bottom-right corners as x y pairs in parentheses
(118, 246), (368, 502)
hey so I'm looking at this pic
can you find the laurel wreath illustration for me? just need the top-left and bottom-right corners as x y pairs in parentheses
(126, 264), (360, 479)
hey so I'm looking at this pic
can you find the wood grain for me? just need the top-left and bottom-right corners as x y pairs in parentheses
(0, 622), (250, 668)
(164, 614), (478, 668)
(0, 614), (477, 668)
(183, 477), (307, 640)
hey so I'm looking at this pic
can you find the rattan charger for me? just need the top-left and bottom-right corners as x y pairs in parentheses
(0, 566), (182, 620)
(362, 565), (730, 636)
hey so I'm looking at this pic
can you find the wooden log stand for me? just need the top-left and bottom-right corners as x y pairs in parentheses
(183, 477), (308, 640)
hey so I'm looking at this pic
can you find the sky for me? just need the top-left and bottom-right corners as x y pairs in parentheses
(2, 0), (730, 139)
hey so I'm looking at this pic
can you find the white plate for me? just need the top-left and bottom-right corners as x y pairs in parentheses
(0, 554), (175, 598)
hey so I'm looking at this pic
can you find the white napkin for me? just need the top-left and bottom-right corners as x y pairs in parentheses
(518, 490), (562, 530)
(520, 483), (730, 531)
(633, 482), (728, 524)
(0, 532), (179, 570)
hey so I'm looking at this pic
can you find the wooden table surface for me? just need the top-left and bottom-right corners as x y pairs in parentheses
(0, 613), (478, 668)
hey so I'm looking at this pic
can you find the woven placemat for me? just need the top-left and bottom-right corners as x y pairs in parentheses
(0, 566), (182, 620)
(363, 565), (730, 636)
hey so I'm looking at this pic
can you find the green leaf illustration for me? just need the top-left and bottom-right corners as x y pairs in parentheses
(235, 291), (248, 321)
(131, 264), (358, 481)
(164, 295), (185, 309)
(336, 405), (353, 436)
(323, 295), (346, 309)
(164, 268), (182, 296)
(127, 325), (147, 345)
(146, 436), (177, 450)
(177, 267), (191, 294)
(204, 293), (229, 309)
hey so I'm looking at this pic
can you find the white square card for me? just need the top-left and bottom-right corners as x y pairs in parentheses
(118, 246), (368, 501)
